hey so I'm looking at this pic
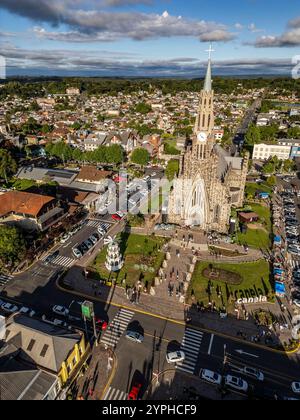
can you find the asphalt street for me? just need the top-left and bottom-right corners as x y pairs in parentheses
(1, 167), (300, 400)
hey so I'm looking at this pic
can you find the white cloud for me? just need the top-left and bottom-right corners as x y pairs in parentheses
(0, 0), (235, 43)
(248, 23), (264, 33)
(254, 28), (300, 48)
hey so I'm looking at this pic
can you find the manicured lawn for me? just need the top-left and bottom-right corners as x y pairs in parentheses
(236, 203), (272, 250)
(188, 260), (273, 311)
(90, 233), (167, 288)
(245, 182), (273, 198)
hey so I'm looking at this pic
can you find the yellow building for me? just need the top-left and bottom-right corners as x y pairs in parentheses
(59, 335), (86, 385)
(4, 314), (87, 392)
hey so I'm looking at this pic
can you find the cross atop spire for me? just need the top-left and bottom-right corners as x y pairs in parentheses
(205, 43), (215, 61)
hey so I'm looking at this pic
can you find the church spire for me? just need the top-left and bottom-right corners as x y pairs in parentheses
(203, 44), (214, 92)
(193, 43), (215, 152)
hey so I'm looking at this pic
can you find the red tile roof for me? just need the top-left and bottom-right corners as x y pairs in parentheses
(76, 166), (112, 183)
(0, 191), (55, 218)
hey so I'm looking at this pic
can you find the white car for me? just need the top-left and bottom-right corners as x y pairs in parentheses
(243, 367), (264, 382)
(72, 247), (82, 259)
(19, 307), (36, 317)
(225, 375), (248, 392)
(52, 305), (69, 317)
(292, 382), (300, 394)
(200, 369), (222, 385)
(125, 330), (144, 343)
(166, 351), (185, 364)
(97, 226), (105, 236)
(60, 233), (70, 244)
(293, 299), (300, 308)
(116, 211), (125, 218)
(1, 302), (19, 313)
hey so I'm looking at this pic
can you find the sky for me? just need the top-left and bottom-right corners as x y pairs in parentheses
(0, 0), (300, 77)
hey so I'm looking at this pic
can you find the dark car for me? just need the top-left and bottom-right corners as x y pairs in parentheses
(45, 251), (59, 265)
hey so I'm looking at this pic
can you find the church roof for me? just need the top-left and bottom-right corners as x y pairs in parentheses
(214, 144), (244, 179)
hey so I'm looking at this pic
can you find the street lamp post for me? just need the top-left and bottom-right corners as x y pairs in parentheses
(223, 344), (227, 367)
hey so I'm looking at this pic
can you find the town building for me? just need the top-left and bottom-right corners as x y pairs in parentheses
(0, 314), (87, 399)
(252, 143), (291, 161)
(0, 191), (65, 232)
(252, 139), (300, 161)
(168, 50), (248, 233)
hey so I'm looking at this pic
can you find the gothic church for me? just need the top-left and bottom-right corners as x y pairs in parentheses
(168, 50), (248, 233)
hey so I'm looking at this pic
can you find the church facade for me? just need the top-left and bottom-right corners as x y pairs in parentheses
(168, 52), (248, 234)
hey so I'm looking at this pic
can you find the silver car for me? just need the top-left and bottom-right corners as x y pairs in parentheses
(125, 330), (144, 343)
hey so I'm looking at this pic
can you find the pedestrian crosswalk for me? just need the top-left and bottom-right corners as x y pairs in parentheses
(41, 254), (75, 268)
(100, 308), (135, 348)
(103, 387), (128, 400)
(289, 259), (300, 269)
(176, 328), (204, 374)
(87, 220), (111, 230)
(0, 274), (13, 287)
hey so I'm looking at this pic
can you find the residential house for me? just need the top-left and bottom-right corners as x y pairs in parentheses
(238, 212), (259, 224)
(84, 132), (107, 151)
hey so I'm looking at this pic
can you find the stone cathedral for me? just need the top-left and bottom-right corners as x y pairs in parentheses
(168, 51), (248, 233)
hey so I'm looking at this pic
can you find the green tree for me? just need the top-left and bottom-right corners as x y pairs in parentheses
(245, 124), (261, 146)
(72, 122), (82, 130)
(0, 149), (17, 183)
(72, 148), (84, 162)
(41, 124), (53, 134)
(165, 159), (179, 181)
(135, 102), (152, 114)
(13, 178), (37, 191)
(105, 145), (124, 164)
(0, 225), (26, 269)
(287, 127), (300, 139)
(50, 141), (73, 163)
(131, 148), (150, 167)
(283, 159), (296, 173)
(164, 142), (180, 155)
(266, 175), (276, 187)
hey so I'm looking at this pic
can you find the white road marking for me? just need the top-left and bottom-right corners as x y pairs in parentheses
(208, 334), (214, 355)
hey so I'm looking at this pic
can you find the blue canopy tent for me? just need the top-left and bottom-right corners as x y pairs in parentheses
(275, 282), (286, 297)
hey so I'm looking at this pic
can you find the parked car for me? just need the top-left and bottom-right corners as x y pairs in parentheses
(128, 382), (142, 400)
(72, 247), (82, 259)
(292, 382), (300, 394)
(243, 367), (264, 382)
(84, 239), (93, 249)
(125, 330), (144, 344)
(1, 302), (19, 313)
(166, 351), (185, 364)
(225, 375), (248, 392)
(89, 235), (97, 245)
(19, 307), (36, 317)
(52, 305), (69, 317)
(97, 227), (105, 236)
(200, 369), (222, 385)
(112, 214), (122, 221)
